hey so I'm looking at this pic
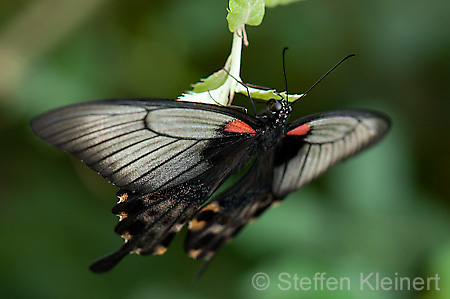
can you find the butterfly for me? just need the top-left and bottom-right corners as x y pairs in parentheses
(30, 96), (390, 273)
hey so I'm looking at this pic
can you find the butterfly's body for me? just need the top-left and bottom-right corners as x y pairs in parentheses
(254, 102), (291, 150)
(31, 97), (390, 273)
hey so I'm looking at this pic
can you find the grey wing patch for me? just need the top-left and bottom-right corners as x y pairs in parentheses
(273, 111), (390, 198)
(146, 108), (241, 139)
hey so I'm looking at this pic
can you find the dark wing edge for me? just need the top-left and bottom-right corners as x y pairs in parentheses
(273, 109), (391, 198)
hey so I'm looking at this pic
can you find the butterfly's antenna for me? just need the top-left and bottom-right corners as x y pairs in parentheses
(222, 67), (257, 115)
(282, 47), (289, 102)
(292, 53), (356, 105)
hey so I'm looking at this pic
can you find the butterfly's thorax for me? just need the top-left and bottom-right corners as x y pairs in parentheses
(256, 100), (292, 151)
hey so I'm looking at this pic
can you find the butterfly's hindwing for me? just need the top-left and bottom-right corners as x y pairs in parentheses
(184, 152), (275, 261)
(90, 180), (209, 273)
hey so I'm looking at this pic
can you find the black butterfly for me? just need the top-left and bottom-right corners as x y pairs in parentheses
(30, 97), (390, 273)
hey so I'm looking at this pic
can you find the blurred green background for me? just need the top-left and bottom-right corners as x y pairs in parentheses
(1, 0), (449, 298)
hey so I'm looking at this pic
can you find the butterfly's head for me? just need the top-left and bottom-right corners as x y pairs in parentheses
(265, 98), (292, 124)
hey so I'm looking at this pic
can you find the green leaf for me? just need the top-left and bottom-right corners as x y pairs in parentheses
(265, 0), (305, 8)
(227, 0), (265, 32)
(190, 68), (228, 93)
(178, 67), (232, 105)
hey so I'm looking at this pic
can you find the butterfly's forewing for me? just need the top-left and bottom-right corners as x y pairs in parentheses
(31, 99), (262, 194)
(31, 98), (263, 272)
(273, 110), (390, 198)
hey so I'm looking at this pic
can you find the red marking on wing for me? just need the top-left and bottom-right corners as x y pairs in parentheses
(224, 120), (256, 134)
(286, 123), (310, 136)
